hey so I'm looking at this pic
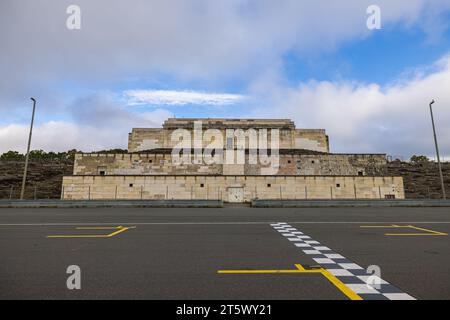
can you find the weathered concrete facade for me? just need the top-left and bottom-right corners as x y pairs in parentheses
(62, 118), (405, 202)
(73, 152), (387, 176)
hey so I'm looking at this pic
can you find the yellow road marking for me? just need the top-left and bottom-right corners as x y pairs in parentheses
(218, 264), (362, 300)
(106, 226), (130, 237)
(400, 225), (447, 236)
(47, 234), (110, 238)
(360, 225), (398, 228)
(218, 269), (303, 274)
(360, 224), (447, 236)
(319, 269), (362, 301)
(47, 226), (135, 238)
(75, 226), (119, 230)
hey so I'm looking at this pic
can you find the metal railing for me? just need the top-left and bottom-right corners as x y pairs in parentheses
(0, 184), (61, 200)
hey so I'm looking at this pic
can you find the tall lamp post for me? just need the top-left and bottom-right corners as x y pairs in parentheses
(20, 98), (36, 200)
(429, 99), (446, 200)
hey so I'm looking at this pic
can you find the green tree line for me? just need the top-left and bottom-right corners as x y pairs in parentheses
(0, 149), (128, 161)
(0, 150), (434, 163)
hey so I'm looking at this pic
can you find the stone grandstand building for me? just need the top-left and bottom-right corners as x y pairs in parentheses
(62, 118), (404, 202)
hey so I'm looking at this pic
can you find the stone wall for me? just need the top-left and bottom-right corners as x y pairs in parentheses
(128, 128), (165, 152)
(386, 161), (450, 199)
(2, 158), (444, 200)
(289, 154), (387, 176)
(128, 118), (330, 153)
(162, 118), (296, 130)
(73, 152), (386, 176)
(62, 175), (404, 202)
(74, 153), (223, 175)
(294, 129), (329, 152)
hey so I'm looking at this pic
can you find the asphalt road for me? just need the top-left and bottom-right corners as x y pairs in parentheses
(0, 206), (449, 299)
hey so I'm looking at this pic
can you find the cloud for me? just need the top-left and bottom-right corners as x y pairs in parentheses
(1, 1), (450, 156)
(248, 55), (450, 159)
(2, 55), (450, 159)
(70, 92), (173, 127)
(124, 90), (245, 106)
(0, 121), (93, 153)
(0, 119), (153, 154)
(0, 93), (173, 153)
(1, 0), (449, 112)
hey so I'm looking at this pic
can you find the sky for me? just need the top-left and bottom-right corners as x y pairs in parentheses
(1, 0), (450, 160)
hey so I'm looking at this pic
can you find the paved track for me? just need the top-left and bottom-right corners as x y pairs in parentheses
(0, 206), (449, 299)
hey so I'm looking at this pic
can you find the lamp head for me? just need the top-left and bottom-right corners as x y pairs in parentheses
(430, 99), (435, 105)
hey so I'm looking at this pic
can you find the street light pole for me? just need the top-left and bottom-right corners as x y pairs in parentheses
(429, 99), (446, 200)
(20, 98), (36, 200)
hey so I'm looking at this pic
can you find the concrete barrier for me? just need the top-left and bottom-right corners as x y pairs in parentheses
(0, 199), (223, 208)
(251, 199), (450, 208)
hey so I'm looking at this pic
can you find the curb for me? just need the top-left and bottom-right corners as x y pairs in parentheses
(0, 200), (223, 208)
(251, 199), (450, 208)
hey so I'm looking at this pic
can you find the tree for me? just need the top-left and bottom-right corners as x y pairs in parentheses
(410, 155), (429, 163)
(65, 149), (78, 160)
(0, 150), (24, 160)
(0, 148), (129, 162)
(29, 149), (46, 160)
(94, 148), (128, 154)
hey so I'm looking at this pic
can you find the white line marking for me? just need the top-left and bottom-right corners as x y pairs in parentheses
(304, 250), (321, 254)
(346, 284), (379, 294)
(271, 222), (417, 300)
(294, 243), (311, 248)
(357, 276), (388, 284)
(383, 293), (416, 300)
(313, 258), (335, 264)
(0, 221), (449, 227)
(324, 253), (345, 259)
(314, 246), (332, 251)
(305, 240), (320, 244)
(327, 269), (355, 276)
(339, 263), (364, 270)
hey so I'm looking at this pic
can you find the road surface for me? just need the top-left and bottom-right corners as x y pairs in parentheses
(0, 206), (449, 299)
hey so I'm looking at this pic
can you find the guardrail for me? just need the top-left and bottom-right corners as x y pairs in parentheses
(0, 199), (223, 208)
(251, 199), (450, 207)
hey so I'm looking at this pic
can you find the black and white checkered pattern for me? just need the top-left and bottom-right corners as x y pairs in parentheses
(271, 222), (415, 300)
